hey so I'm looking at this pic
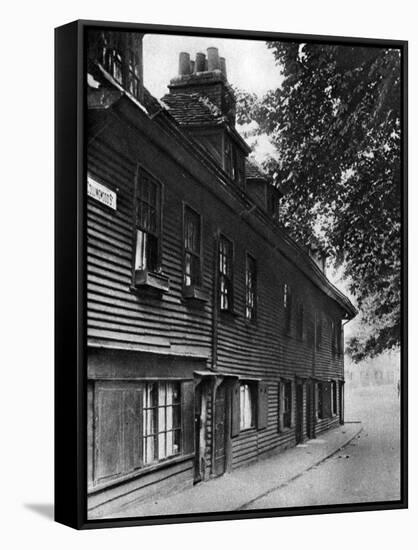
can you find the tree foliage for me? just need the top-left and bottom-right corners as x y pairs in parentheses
(236, 43), (402, 361)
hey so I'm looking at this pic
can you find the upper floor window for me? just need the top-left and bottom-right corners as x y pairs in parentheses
(245, 254), (257, 321)
(93, 31), (143, 101)
(103, 46), (123, 83)
(315, 314), (323, 349)
(336, 320), (343, 355)
(296, 301), (304, 340)
(331, 319), (336, 355)
(184, 206), (202, 288)
(283, 283), (292, 334)
(135, 173), (161, 273)
(126, 48), (141, 98)
(219, 235), (233, 312)
(269, 189), (281, 222)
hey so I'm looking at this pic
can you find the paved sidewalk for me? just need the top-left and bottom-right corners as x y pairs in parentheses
(108, 422), (362, 518)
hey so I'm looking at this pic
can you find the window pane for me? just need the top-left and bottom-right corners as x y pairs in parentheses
(240, 384), (253, 430)
(246, 256), (256, 320)
(135, 230), (147, 270)
(144, 436), (155, 464)
(173, 429), (181, 456)
(166, 406), (173, 430)
(158, 433), (166, 460)
(172, 404), (181, 428)
(184, 252), (192, 286)
(166, 384), (173, 405)
(158, 383), (166, 407)
(143, 382), (181, 463)
(166, 430), (173, 457)
(240, 385), (245, 430)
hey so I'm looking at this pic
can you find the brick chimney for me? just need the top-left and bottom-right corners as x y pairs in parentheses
(168, 47), (236, 125)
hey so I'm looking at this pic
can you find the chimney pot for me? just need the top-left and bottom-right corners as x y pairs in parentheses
(220, 56), (227, 79)
(179, 52), (191, 76)
(195, 52), (206, 72)
(207, 47), (221, 71)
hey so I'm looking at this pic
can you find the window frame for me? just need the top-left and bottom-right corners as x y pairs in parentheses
(182, 204), (203, 290)
(316, 382), (324, 419)
(91, 379), (189, 491)
(98, 31), (143, 101)
(142, 381), (182, 466)
(283, 283), (292, 335)
(296, 300), (304, 340)
(245, 253), (257, 322)
(331, 380), (338, 416)
(218, 234), (234, 313)
(131, 167), (169, 292)
(315, 313), (323, 350)
(239, 382), (257, 431)
(281, 380), (293, 430)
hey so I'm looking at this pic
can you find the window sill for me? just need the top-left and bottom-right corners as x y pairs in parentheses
(220, 308), (238, 320)
(89, 452), (194, 495)
(133, 269), (170, 292)
(182, 285), (209, 303)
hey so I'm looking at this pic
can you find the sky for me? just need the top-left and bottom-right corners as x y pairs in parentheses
(143, 34), (284, 99)
(143, 33), (283, 164)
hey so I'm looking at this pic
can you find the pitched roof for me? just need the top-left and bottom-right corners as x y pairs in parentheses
(246, 159), (268, 180)
(160, 92), (225, 126)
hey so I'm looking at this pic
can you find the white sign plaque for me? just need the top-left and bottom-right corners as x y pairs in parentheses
(87, 177), (117, 210)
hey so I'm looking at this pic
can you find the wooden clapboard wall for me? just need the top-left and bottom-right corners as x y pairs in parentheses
(87, 95), (348, 479)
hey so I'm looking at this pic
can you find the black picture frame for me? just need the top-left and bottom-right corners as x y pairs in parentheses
(55, 19), (408, 530)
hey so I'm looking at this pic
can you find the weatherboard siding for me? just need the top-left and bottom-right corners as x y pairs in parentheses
(86, 93), (347, 504)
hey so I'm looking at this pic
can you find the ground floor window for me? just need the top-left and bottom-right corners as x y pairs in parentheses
(316, 381), (335, 419)
(331, 381), (337, 415)
(240, 383), (255, 430)
(91, 379), (193, 487)
(282, 381), (292, 428)
(143, 382), (181, 465)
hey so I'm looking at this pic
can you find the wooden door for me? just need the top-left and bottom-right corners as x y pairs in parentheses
(295, 384), (304, 444)
(194, 384), (202, 483)
(214, 383), (226, 476)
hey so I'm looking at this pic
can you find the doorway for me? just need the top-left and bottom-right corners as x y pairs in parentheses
(213, 382), (226, 476)
(194, 384), (203, 483)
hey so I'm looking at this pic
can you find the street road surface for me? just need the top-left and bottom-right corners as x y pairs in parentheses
(245, 383), (401, 509)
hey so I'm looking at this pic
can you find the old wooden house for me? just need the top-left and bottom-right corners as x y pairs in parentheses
(86, 29), (356, 518)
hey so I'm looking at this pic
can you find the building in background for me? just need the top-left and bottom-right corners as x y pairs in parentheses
(86, 30), (356, 518)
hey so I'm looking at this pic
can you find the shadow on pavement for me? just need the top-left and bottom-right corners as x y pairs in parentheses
(24, 503), (54, 521)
